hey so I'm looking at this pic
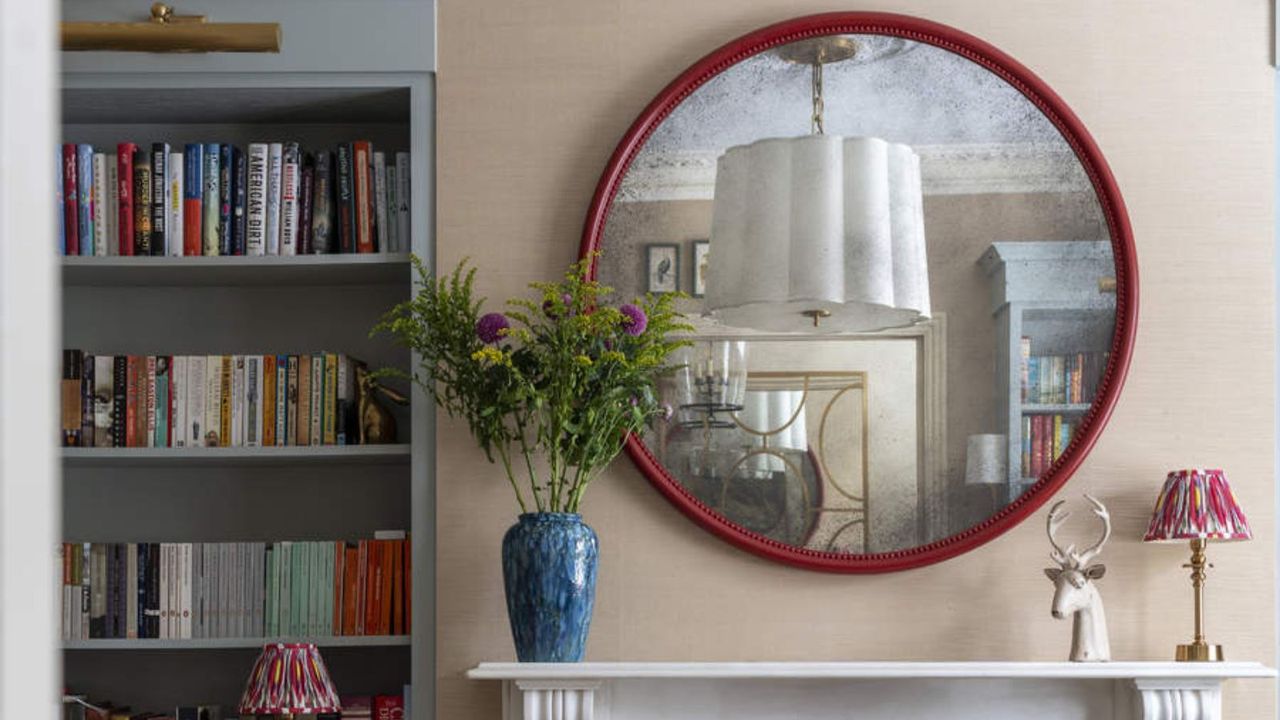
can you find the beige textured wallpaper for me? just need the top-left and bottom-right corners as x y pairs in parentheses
(436, 2), (1276, 718)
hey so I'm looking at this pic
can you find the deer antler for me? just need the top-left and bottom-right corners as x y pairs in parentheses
(1046, 500), (1076, 566)
(1073, 494), (1111, 567)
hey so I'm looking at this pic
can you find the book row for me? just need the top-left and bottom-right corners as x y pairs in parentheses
(59, 536), (411, 641)
(58, 141), (409, 257)
(1021, 413), (1078, 479)
(61, 351), (376, 448)
(63, 688), (408, 720)
(1019, 339), (1109, 405)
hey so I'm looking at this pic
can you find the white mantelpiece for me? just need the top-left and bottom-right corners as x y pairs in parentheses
(467, 661), (1275, 720)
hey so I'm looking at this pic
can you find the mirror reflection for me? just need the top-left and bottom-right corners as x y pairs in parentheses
(598, 34), (1116, 554)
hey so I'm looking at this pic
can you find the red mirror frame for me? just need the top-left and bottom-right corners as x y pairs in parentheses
(578, 12), (1138, 572)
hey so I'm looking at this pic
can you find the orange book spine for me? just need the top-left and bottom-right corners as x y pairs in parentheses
(356, 540), (369, 636)
(342, 545), (358, 636)
(404, 539), (411, 634)
(389, 540), (402, 635)
(352, 141), (375, 253)
(262, 355), (276, 447)
(365, 540), (382, 634)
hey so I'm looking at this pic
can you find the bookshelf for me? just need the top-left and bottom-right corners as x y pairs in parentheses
(980, 241), (1116, 502)
(59, 68), (433, 717)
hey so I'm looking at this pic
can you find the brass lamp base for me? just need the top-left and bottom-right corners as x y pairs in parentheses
(1176, 642), (1224, 662)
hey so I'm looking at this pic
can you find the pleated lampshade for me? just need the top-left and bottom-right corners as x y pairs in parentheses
(706, 134), (930, 333)
(1143, 469), (1252, 542)
(239, 642), (341, 717)
(737, 389), (808, 476)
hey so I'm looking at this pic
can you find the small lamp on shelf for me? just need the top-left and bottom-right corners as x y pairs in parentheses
(238, 643), (341, 719)
(1143, 469), (1252, 661)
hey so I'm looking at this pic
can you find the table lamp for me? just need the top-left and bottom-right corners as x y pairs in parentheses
(239, 642), (341, 719)
(1143, 469), (1251, 661)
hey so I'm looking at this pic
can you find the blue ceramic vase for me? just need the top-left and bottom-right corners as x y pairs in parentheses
(501, 512), (599, 662)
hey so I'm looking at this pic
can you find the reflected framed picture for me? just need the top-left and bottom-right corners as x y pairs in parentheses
(692, 240), (709, 297)
(645, 243), (679, 294)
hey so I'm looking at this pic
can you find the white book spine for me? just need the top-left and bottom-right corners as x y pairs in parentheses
(167, 152), (183, 256)
(395, 151), (411, 250)
(106, 155), (118, 256)
(171, 356), (186, 448)
(181, 543), (192, 639)
(265, 142), (283, 255)
(373, 151), (390, 253)
(246, 143), (269, 255)
(92, 153), (109, 257)
(310, 355), (323, 445)
(187, 355), (205, 447)
(204, 355), (221, 447)
(280, 144), (299, 256)
(231, 355), (245, 447)
(215, 544), (226, 638)
(158, 544), (169, 639)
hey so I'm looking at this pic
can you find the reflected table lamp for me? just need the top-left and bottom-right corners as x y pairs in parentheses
(1143, 469), (1251, 661)
(239, 642), (341, 719)
(965, 434), (1007, 505)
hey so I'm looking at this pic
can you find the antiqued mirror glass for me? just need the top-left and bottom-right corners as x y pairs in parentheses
(588, 18), (1133, 568)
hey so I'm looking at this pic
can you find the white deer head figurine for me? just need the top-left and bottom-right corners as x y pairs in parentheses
(1044, 494), (1112, 662)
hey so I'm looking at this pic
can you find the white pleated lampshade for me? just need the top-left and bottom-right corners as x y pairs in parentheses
(707, 134), (931, 333)
(738, 389), (807, 475)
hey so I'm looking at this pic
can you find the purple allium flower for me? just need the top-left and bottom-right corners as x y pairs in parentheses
(542, 292), (576, 318)
(476, 312), (510, 344)
(619, 303), (647, 336)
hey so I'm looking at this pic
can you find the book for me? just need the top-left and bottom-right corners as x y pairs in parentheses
(233, 146), (248, 255)
(280, 142), (300, 255)
(373, 151), (389, 253)
(310, 353), (324, 446)
(164, 151), (183, 256)
(92, 356), (113, 448)
(219, 356), (232, 447)
(150, 143), (168, 255)
(154, 357), (170, 448)
(386, 165), (398, 253)
(336, 144), (354, 253)
(172, 356), (187, 448)
(395, 152), (411, 250)
(76, 144), (94, 256)
(286, 356), (300, 446)
(246, 355), (262, 447)
(336, 355), (355, 445)
(245, 143), (269, 255)
(115, 145), (135, 256)
(296, 354), (311, 446)
(373, 694), (404, 720)
(263, 354), (277, 447)
(106, 154), (118, 257)
(204, 355), (221, 447)
(60, 349), (81, 447)
(91, 153), (108, 257)
(183, 144), (203, 256)
(312, 151), (334, 253)
(352, 141), (375, 252)
(62, 145), (80, 256)
(202, 143), (220, 256)
(110, 356), (126, 447)
(218, 144), (233, 256)
(298, 153), (315, 255)
(275, 355), (287, 445)
(266, 142), (283, 254)
(132, 147), (151, 255)
(323, 353), (338, 444)
(231, 355), (245, 448)
(79, 353), (94, 447)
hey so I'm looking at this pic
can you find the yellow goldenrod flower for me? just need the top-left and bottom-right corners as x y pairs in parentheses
(574, 354), (594, 367)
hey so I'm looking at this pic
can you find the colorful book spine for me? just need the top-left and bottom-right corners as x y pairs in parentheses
(92, 356), (113, 448)
(275, 354), (287, 445)
(106, 154), (119, 256)
(132, 147), (151, 256)
(219, 143), (233, 256)
(262, 354), (277, 447)
(76, 144), (94, 255)
(111, 356), (126, 448)
(202, 143), (220, 256)
(172, 356), (186, 448)
(352, 141), (375, 253)
(182, 144), (203, 256)
(245, 143), (269, 255)
(297, 153), (315, 255)
(280, 142), (300, 255)
(336, 144), (354, 253)
(154, 357), (170, 448)
(312, 151), (334, 254)
(233, 145), (248, 255)
(187, 355), (206, 447)
(116, 144), (135, 256)
(62, 145), (79, 255)
(91, 153), (108, 257)
(79, 353), (94, 447)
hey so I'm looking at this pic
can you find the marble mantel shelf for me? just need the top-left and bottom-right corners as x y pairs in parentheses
(467, 661), (1276, 720)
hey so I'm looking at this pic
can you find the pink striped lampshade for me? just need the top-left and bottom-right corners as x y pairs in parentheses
(1143, 469), (1252, 542)
(239, 643), (341, 716)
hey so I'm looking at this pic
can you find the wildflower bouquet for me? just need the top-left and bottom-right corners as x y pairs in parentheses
(373, 256), (689, 513)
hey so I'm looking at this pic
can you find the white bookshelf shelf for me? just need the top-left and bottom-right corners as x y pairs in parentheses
(62, 253), (413, 287)
(64, 635), (410, 650)
(63, 444), (411, 467)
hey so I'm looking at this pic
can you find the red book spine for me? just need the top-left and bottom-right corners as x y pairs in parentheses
(62, 145), (79, 256)
(355, 540), (368, 636)
(380, 540), (394, 635)
(404, 539), (410, 633)
(373, 695), (404, 720)
(342, 545), (359, 636)
(353, 141), (375, 253)
(116, 144), (135, 256)
(365, 540), (381, 635)
(125, 356), (139, 447)
(391, 539), (403, 635)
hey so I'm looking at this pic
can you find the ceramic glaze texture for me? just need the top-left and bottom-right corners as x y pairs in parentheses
(502, 513), (600, 662)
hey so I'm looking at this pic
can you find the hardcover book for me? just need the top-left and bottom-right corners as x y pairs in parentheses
(296, 354), (311, 446)
(233, 146), (248, 255)
(79, 353), (94, 447)
(219, 144), (234, 256)
(144, 356), (157, 448)
(203, 355), (221, 447)
(92, 355), (113, 448)
(312, 151), (335, 254)
(373, 151), (389, 253)
(202, 143), (220, 256)
(132, 148), (151, 256)
(62, 145), (80, 256)
(219, 356), (232, 447)
(245, 143), (269, 255)
(150, 143), (168, 256)
(76, 144), (94, 256)
(172, 356), (187, 448)
(297, 153), (315, 254)
(110, 356), (126, 448)
(105, 154), (118, 257)
(280, 142), (300, 255)
(395, 151), (411, 250)
(183, 144), (203, 256)
(266, 142), (283, 255)
(154, 357), (170, 448)
(352, 141), (375, 253)
(386, 165), (398, 252)
(336, 144), (354, 253)
(167, 151), (184, 257)
(262, 354), (277, 447)
(91, 153), (108, 257)
(115, 145), (135, 256)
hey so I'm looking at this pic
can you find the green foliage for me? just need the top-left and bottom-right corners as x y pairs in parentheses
(372, 255), (691, 513)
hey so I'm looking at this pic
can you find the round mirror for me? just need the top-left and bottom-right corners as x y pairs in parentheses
(581, 13), (1136, 572)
